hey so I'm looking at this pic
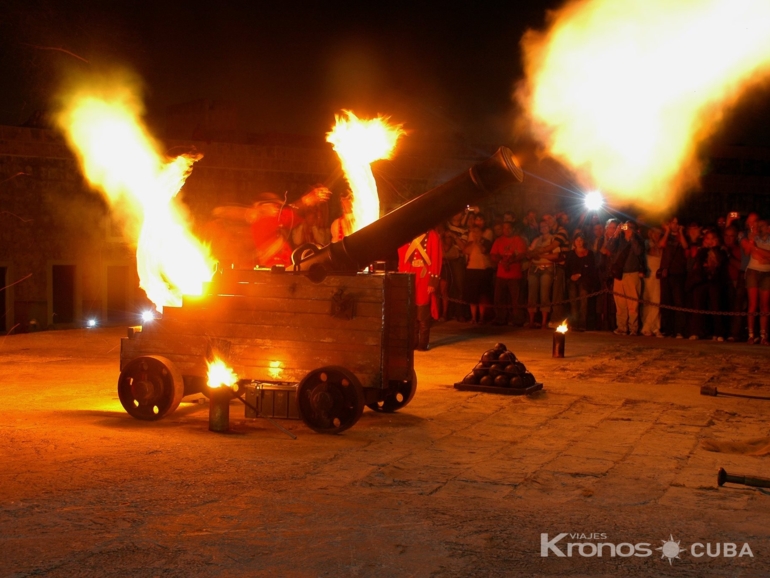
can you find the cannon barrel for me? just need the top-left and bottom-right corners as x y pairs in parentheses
(296, 146), (523, 274)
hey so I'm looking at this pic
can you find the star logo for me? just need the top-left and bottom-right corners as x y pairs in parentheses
(656, 535), (686, 565)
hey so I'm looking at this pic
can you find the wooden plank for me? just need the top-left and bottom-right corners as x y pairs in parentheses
(205, 272), (386, 301)
(207, 282), (385, 302)
(175, 295), (384, 316)
(130, 332), (383, 357)
(143, 318), (383, 345)
(208, 269), (378, 288)
(125, 332), (380, 362)
(154, 307), (383, 332)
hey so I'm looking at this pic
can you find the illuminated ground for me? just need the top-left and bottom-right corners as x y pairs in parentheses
(1, 323), (768, 577)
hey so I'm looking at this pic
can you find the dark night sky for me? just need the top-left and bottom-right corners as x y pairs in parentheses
(1, 0), (769, 147)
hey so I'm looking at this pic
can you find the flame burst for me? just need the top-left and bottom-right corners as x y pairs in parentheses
(556, 320), (569, 334)
(518, 0), (770, 212)
(207, 357), (239, 389)
(326, 111), (405, 231)
(55, 76), (215, 311)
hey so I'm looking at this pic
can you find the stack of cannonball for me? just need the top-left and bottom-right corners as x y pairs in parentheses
(461, 342), (537, 388)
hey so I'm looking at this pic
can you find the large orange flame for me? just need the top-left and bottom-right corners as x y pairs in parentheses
(518, 0), (770, 213)
(326, 111), (405, 231)
(55, 77), (215, 312)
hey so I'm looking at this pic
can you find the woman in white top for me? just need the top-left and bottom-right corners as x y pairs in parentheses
(641, 227), (663, 336)
(526, 220), (560, 328)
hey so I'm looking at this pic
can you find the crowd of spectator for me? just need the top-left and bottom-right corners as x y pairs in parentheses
(432, 208), (770, 345)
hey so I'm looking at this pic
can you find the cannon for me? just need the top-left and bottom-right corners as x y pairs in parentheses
(118, 147), (523, 433)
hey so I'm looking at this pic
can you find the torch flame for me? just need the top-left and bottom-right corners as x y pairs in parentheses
(55, 76), (215, 311)
(556, 320), (568, 334)
(207, 357), (238, 389)
(326, 111), (405, 231)
(518, 0), (770, 213)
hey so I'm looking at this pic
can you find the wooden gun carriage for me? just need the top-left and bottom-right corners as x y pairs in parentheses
(117, 147), (523, 433)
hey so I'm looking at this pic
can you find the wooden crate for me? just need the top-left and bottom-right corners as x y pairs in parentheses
(120, 268), (414, 392)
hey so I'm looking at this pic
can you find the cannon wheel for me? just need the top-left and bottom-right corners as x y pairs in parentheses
(118, 356), (185, 421)
(367, 369), (417, 413)
(297, 366), (364, 434)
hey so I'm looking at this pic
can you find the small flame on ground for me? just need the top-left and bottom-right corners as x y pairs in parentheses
(207, 358), (238, 389)
(556, 320), (569, 334)
(517, 0), (770, 213)
(54, 73), (215, 311)
(326, 111), (405, 231)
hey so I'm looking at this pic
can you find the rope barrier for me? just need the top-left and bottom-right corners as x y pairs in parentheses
(443, 287), (770, 316)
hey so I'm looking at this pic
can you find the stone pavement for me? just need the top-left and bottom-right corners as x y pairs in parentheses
(0, 323), (768, 577)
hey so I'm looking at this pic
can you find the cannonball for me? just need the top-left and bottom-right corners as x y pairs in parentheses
(489, 363), (506, 377)
(472, 363), (488, 378)
(498, 351), (517, 364)
(494, 374), (510, 387)
(509, 376), (524, 388)
(504, 363), (519, 375)
(479, 375), (494, 386)
(522, 372), (536, 386)
(494, 342), (508, 352)
(480, 349), (500, 363)
(513, 361), (526, 373)
(463, 372), (479, 385)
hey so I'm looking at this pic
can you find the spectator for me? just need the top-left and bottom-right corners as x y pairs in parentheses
(641, 227), (664, 337)
(526, 220), (560, 328)
(544, 213), (570, 327)
(490, 221), (528, 325)
(521, 210), (540, 243)
(438, 227), (462, 322)
(687, 230), (728, 340)
(331, 190), (355, 242)
(742, 218), (770, 345)
(473, 212), (495, 244)
(723, 225), (746, 342)
(463, 225), (494, 324)
(659, 217), (688, 338)
(447, 211), (469, 244)
(597, 218), (619, 331)
(607, 220), (645, 335)
(445, 213), (469, 321)
(684, 221), (703, 335)
(565, 233), (599, 331)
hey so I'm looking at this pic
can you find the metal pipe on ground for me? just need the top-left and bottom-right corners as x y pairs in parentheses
(717, 467), (770, 488)
(208, 387), (232, 432)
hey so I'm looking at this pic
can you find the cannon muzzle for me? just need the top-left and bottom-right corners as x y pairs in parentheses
(296, 146), (523, 276)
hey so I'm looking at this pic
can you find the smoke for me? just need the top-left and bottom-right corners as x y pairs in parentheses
(516, 0), (770, 214)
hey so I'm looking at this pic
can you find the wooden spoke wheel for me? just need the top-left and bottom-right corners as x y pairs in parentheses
(118, 356), (185, 421)
(297, 366), (364, 434)
(367, 370), (417, 413)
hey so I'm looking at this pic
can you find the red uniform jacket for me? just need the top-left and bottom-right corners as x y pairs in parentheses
(398, 231), (443, 312)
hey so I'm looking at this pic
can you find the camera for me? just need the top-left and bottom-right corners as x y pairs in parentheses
(621, 224), (628, 231)
(729, 212), (739, 218)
